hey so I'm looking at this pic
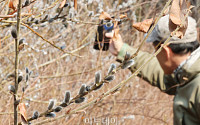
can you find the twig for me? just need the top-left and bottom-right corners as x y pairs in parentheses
(0, 112), (20, 115)
(29, 36), (92, 71)
(0, 13), (32, 19)
(14, 0), (22, 125)
(39, 64), (102, 79)
(58, 17), (99, 25)
(114, 1), (155, 14)
(21, 23), (81, 57)
(0, 15), (16, 18)
(23, 97), (58, 104)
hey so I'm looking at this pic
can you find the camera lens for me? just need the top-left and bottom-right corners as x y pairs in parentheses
(106, 22), (113, 27)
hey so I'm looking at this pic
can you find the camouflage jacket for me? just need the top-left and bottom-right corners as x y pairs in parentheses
(117, 43), (200, 125)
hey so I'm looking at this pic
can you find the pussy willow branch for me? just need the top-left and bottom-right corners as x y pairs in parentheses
(19, 1), (174, 124)
(32, 21), (182, 125)
(14, 0), (22, 124)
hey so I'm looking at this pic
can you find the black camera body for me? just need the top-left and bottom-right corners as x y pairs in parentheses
(93, 20), (114, 51)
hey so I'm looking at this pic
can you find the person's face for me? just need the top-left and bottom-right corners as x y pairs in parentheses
(153, 43), (175, 74)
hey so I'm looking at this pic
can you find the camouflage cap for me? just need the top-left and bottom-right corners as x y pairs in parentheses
(146, 15), (197, 44)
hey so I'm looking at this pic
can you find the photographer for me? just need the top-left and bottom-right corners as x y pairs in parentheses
(105, 15), (200, 124)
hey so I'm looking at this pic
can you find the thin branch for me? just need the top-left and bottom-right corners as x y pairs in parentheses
(0, 13), (32, 19)
(0, 112), (20, 115)
(39, 65), (102, 79)
(21, 23), (82, 57)
(114, 1), (155, 14)
(0, 15), (16, 18)
(58, 17), (99, 25)
(14, 0), (22, 124)
(24, 97), (57, 104)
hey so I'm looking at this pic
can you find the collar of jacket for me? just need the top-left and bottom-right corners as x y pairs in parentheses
(165, 47), (200, 86)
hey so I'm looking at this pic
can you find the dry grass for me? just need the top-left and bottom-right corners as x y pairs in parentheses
(0, 0), (199, 125)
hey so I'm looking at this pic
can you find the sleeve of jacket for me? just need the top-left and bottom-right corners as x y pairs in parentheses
(117, 43), (176, 95)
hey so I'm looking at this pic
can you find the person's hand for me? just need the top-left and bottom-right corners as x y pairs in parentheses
(105, 30), (124, 56)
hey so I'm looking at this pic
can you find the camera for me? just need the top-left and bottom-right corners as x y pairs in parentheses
(93, 20), (114, 51)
